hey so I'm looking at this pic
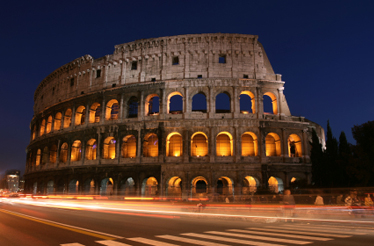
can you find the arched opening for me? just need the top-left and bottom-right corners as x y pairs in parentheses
(68, 179), (79, 194)
(85, 139), (97, 160)
(215, 92), (230, 113)
(63, 109), (72, 128)
(40, 119), (45, 136)
(100, 178), (114, 195)
(103, 137), (116, 159)
(59, 143), (68, 162)
(122, 135), (136, 158)
(216, 132), (233, 156)
(240, 91), (255, 114)
(46, 116), (52, 133)
(145, 94), (160, 116)
(192, 92), (207, 112)
(288, 134), (303, 157)
(105, 99), (119, 120)
(75, 106), (86, 125)
(216, 176), (234, 197)
(268, 176), (284, 193)
(50, 145), (57, 163)
(191, 132), (208, 157)
(46, 180), (54, 194)
(242, 176), (259, 194)
(241, 132), (258, 156)
(36, 149), (41, 166)
(128, 97), (138, 118)
(265, 133), (281, 156)
(120, 177), (135, 196)
(166, 176), (182, 197)
(168, 92), (183, 114)
(70, 140), (82, 162)
(89, 102), (101, 123)
(83, 179), (95, 195)
(141, 177), (158, 197)
(143, 133), (158, 157)
(263, 92), (278, 115)
(166, 133), (183, 157)
(32, 125), (36, 140)
(192, 176), (208, 196)
(54, 112), (62, 130)
(41, 147), (49, 166)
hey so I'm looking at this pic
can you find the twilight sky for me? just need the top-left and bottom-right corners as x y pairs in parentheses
(1, 0), (373, 176)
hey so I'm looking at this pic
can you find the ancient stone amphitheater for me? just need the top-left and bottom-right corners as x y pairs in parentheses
(25, 33), (324, 200)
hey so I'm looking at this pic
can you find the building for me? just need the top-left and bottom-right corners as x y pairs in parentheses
(24, 33), (325, 198)
(4, 170), (21, 193)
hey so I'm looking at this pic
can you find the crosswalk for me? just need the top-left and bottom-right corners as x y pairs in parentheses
(61, 223), (373, 246)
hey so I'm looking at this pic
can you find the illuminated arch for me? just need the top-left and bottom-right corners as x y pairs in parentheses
(103, 137), (116, 159)
(71, 140), (82, 162)
(216, 176), (234, 196)
(46, 115), (52, 133)
(240, 91), (256, 114)
(192, 92), (207, 112)
(241, 132), (258, 156)
(35, 149), (41, 167)
(167, 91), (183, 114)
(89, 102), (101, 123)
(120, 177), (135, 196)
(100, 178), (114, 195)
(216, 132), (233, 156)
(191, 132), (208, 157)
(166, 132), (183, 157)
(105, 99), (119, 120)
(63, 109), (72, 128)
(167, 176), (182, 197)
(75, 106), (86, 125)
(85, 139), (97, 160)
(215, 92), (231, 113)
(83, 179), (95, 194)
(242, 176), (259, 194)
(191, 176), (208, 195)
(40, 119), (45, 136)
(145, 94), (160, 116)
(41, 146), (49, 165)
(142, 177), (158, 197)
(54, 112), (62, 130)
(122, 135), (136, 158)
(288, 134), (302, 157)
(143, 133), (158, 157)
(59, 143), (68, 162)
(68, 179), (79, 194)
(265, 132), (281, 156)
(268, 176), (284, 193)
(50, 145), (57, 163)
(32, 125), (36, 140)
(263, 92), (278, 114)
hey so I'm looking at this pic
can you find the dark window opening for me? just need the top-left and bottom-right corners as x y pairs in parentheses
(219, 55), (226, 64)
(112, 84), (116, 88)
(96, 69), (101, 78)
(81, 91), (84, 95)
(240, 94), (252, 113)
(197, 75), (202, 79)
(52, 87), (55, 95)
(172, 56), (179, 65)
(70, 78), (74, 86)
(196, 180), (207, 194)
(169, 95), (183, 114)
(192, 93), (207, 113)
(148, 96), (160, 115)
(151, 78), (156, 82)
(243, 74), (249, 79)
(131, 61), (137, 70)
(216, 93), (231, 113)
(128, 97), (138, 118)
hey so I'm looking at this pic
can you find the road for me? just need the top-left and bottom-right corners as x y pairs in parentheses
(1, 198), (374, 246)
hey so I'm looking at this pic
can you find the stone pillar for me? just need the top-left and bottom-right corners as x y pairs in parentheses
(85, 102), (90, 126)
(137, 129), (142, 160)
(56, 140), (61, 167)
(183, 129), (189, 163)
(259, 128), (266, 163)
(97, 128), (102, 163)
(233, 86), (240, 118)
(67, 141), (72, 166)
(184, 87), (189, 118)
(116, 136), (121, 164)
(160, 88), (167, 119)
(209, 127), (215, 163)
(277, 87), (284, 116)
(120, 59), (126, 85)
(282, 128), (288, 160)
(256, 87), (263, 118)
(234, 127), (240, 163)
(138, 90), (144, 121)
(119, 93), (124, 120)
(81, 141), (86, 166)
(101, 97), (106, 123)
(208, 86), (214, 118)
(71, 106), (76, 128)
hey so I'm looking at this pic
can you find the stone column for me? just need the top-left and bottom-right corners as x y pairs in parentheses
(120, 59), (126, 85)
(209, 127), (215, 163)
(138, 90), (144, 121)
(233, 86), (240, 118)
(81, 141), (86, 166)
(277, 87), (284, 117)
(101, 97), (106, 123)
(208, 86), (214, 118)
(282, 128), (288, 160)
(119, 93), (124, 120)
(183, 129), (189, 163)
(71, 106), (76, 128)
(137, 129), (142, 161)
(97, 128), (102, 163)
(184, 87), (189, 118)
(235, 127), (241, 163)
(85, 102), (90, 125)
(256, 87), (263, 118)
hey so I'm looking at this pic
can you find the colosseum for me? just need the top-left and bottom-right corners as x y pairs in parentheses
(24, 33), (325, 200)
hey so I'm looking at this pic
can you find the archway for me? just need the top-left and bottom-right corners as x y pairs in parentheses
(40, 119), (45, 136)
(46, 115), (52, 133)
(191, 176), (208, 197)
(54, 112), (62, 130)
(47, 180), (54, 194)
(268, 176), (284, 193)
(288, 134), (302, 157)
(83, 179), (95, 194)
(242, 176), (259, 194)
(63, 109), (72, 128)
(128, 97), (138, 118)
(241, 132), (258, 156)
(143, 133), (158, 157)
(68, 179), (79, 194)
(122, 135), (136, 158)
(59, 143), (68, 162)
(141, 177), (158, 197)
(263, 92), (278, 114)
(265, 133), (281, 156)
(240, 91), (255, 114)
(85, 139), (97, 160)
(192, 92), (207, 112)
(50, 145), (57, 163)
(70, 140), (82, 162)
(191, 132), (208, 157)
(120, 177), (136, 196)
(145, 94), (160, 115)
(89, 102), (101, 123)
(216, 176), (234, 198)
(166, 133), (183, 157)
(103, 137), (116, 159)
(168, 92), (183, 114)
(215, 92), (230, 113)
(100, 178), (114, 195)
(216, 132), (233, 156)
(75, 106), (86, 125)
(166, 176), (182, 198)
(105, 99), (119, 120)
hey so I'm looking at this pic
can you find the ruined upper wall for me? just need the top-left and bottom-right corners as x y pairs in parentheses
(34, 33), (280, 114)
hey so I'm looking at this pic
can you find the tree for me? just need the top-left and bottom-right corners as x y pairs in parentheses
(310, 128), (325, 187)
(336, 131), (351, 186)
(325, 120), (339, 187)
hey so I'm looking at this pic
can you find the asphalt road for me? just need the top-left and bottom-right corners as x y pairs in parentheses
(1, 199), (374, 246)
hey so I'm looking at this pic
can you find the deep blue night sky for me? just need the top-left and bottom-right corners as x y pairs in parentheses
(1, 0), (373, 176)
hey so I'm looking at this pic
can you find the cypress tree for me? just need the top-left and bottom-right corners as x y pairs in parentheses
(310, 129), (324, 187)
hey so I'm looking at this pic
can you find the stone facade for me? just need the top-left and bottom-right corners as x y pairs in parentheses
(25, 33), (325, 199)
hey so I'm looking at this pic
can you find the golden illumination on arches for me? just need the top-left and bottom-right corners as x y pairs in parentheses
(243, 176), (258, 193)
(240, 91), (256, 114)
(71, 140), (82, 162)
(166, 132), (183, 157)
(191, 132), (208, 157)
(89, 102), (101, 123)
(105, 99), (119, 120)
(32, 125), (36, 140)
(288, 134), (302, 157)
(35, 149), (41, 166)
(145, 94), (160, 116)
(86, 139), (97, 160)
(167, 91), (183, 114)
(64, 109), (72, 128)
(60, 143), (68, 162)
(103, 137), (116, 159)
(54, 112), (62, 130)
(216, 132), (233, 156)
(46, 116), (52, 133)
(241, 132), (258, 156)
(40, 119), (45, 136)
(143, 133), (158, 157)
(265, 132), (281, 156)
(75, 106), (86, 125)
(263, 92), (278, 114)
(122, 135), (136, 158)
(50, 145), (57, 163)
